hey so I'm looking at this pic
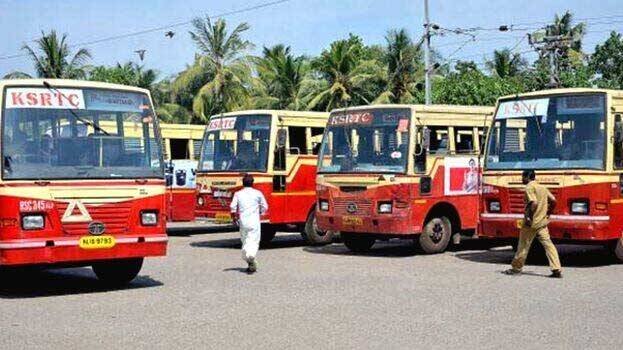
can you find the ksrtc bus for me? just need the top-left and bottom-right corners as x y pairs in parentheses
(316, 104), (493, 253)
(159, 123), (205, 222)
(480, 88), (623, 260)
(195, 110), (332, 244)
(0, 79), (167, 285)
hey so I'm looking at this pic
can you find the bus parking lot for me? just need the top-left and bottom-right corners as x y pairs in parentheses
(1, 228), (622, 349)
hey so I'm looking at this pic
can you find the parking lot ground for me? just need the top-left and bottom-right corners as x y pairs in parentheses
(1, 230), (622, 349)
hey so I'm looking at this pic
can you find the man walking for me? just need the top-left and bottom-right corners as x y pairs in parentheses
(504, 170), (562, 278)
(230, 173), (268, 274)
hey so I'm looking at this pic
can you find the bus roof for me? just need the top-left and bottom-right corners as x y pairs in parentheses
(331, 104), (493, 115)
(0, 78), (152, 95)
(497, 87), (623, 101)
(209, 109), (330, 128)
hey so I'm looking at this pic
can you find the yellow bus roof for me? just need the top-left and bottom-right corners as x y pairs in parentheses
(497, 87), (623, 101)
(330, 104), (494, 127)
(210, 109), (330, 128)
(0, 78), (152, 95)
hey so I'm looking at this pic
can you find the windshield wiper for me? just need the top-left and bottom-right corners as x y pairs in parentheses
(42, 81), (111, 136)
(514, 96), (542, 135)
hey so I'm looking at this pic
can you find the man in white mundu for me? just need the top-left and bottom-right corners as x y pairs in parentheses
(230, 174), (268, 274)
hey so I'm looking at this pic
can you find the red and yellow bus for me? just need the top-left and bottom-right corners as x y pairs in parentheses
(316, 104), (493, 253)
(195, 110), (331, 244)
(0, 79), (167, 285)
(159, 123), (204, 222)
(480, 88), (623, 260)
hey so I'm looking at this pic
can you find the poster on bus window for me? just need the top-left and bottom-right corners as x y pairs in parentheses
(444, 156), (481, 196)
(166, 160), (197, 189)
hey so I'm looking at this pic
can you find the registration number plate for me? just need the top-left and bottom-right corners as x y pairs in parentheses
(342, 216), (363, 226)
(215, 212), (232, 224)
(79, 235), (116, 249)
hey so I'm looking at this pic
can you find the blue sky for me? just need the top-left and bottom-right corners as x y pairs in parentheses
(1, 0), (622, 79)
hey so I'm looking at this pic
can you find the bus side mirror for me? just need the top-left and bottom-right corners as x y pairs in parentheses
(277, 129), (287, 148)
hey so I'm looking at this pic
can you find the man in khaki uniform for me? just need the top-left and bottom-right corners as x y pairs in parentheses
(504, 170), (562, 278)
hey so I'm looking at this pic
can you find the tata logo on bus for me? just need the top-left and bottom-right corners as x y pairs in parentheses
(329, 112), (374, 126)
(207, 117), (237, 131)
(5, 88), (85, 110)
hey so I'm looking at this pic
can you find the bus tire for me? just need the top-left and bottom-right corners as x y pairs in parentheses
(610, 238), (623, 262)
(92, 258), (143, 286)
(342, 232), (375, 253)
(301, 211), (334, 245)
(419, 217), (452, 254)
(260, 224), (277, 245)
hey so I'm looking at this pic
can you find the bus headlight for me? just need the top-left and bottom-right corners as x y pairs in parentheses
(141, 211), (158, 226)
(378, 202), (393, 214)
(22, 215), (44, 230)
(319, 200), (329, 211)
(488, 200), (501, 213)
(570, 201), (589, 215)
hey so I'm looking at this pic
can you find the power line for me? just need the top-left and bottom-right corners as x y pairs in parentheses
(0, 0), (292, 61)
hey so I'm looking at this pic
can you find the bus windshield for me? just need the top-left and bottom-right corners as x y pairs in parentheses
(318, 108), (410, 174)
(486, 93), (606, 170)
(199, 114), (271, 172)
(2, 87), (163, 180)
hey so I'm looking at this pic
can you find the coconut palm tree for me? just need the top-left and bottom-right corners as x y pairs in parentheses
(546, 11), (586, 51)
(174, 16), (252, 121)
(308, 36), (382, 111)
(3, 30), (91, 79)
(374, 29), (423, 104)
(253, 44), (309, 110)
(486, 49), (526, 78)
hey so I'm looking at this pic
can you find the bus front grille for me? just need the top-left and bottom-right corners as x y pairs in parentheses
(56, 202), (133, 235)
(333, 198), (373, 216)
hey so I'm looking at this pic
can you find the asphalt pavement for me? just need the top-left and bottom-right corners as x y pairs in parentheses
(1, 230), (622, 349)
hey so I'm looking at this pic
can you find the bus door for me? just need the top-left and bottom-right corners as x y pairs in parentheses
(271, 126), (288, 223)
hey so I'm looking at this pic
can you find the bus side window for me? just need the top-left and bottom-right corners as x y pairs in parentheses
(311, 127), (324, 155)
(288, 126), (307, 155)
(455, 127), (475, 154)
(428, 127), (448, 155)
(274, 128), (287, 171)
(615, 114), (623, 168)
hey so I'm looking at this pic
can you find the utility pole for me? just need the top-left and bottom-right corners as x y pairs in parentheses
(423, 0), (432, 105)
(528, 28), (575, 88)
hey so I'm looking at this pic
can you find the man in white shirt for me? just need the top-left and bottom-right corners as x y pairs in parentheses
(230, 173), (268, 274)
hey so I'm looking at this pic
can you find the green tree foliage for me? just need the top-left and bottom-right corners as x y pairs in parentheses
(89, 62), (158, 89)
(253, 45), (309, 110)
(486, 49), (526, 78)
(590, 31), (623, 88)
(308, 34), (384, 111)
(374, 29), (423, 104)
(4, 30), (91, 79)
(181, 16), (253, 121)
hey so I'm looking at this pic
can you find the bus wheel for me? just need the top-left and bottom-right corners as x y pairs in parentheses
(260, 224), (277, 245)
(301, 211), (334, 245)
(610, 238), (623, 262)
(419, 217), (452, 254)
(92, 258), (143, 286)
(342, 232), (375, 253)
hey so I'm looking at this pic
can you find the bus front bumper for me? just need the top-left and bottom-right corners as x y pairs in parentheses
(479, 213), (616, 241)
(316, 211), (417, 236)
(0, 234), (168, 266)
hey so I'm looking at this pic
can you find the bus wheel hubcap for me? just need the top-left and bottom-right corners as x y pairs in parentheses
(430, 221), (444, 243)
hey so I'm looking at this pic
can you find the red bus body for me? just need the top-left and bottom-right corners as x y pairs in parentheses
(479, 89), (623, 253)
(315, 105), (493, 253)
(0, 80), (167, 271)
(195, 110), (329, 241)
